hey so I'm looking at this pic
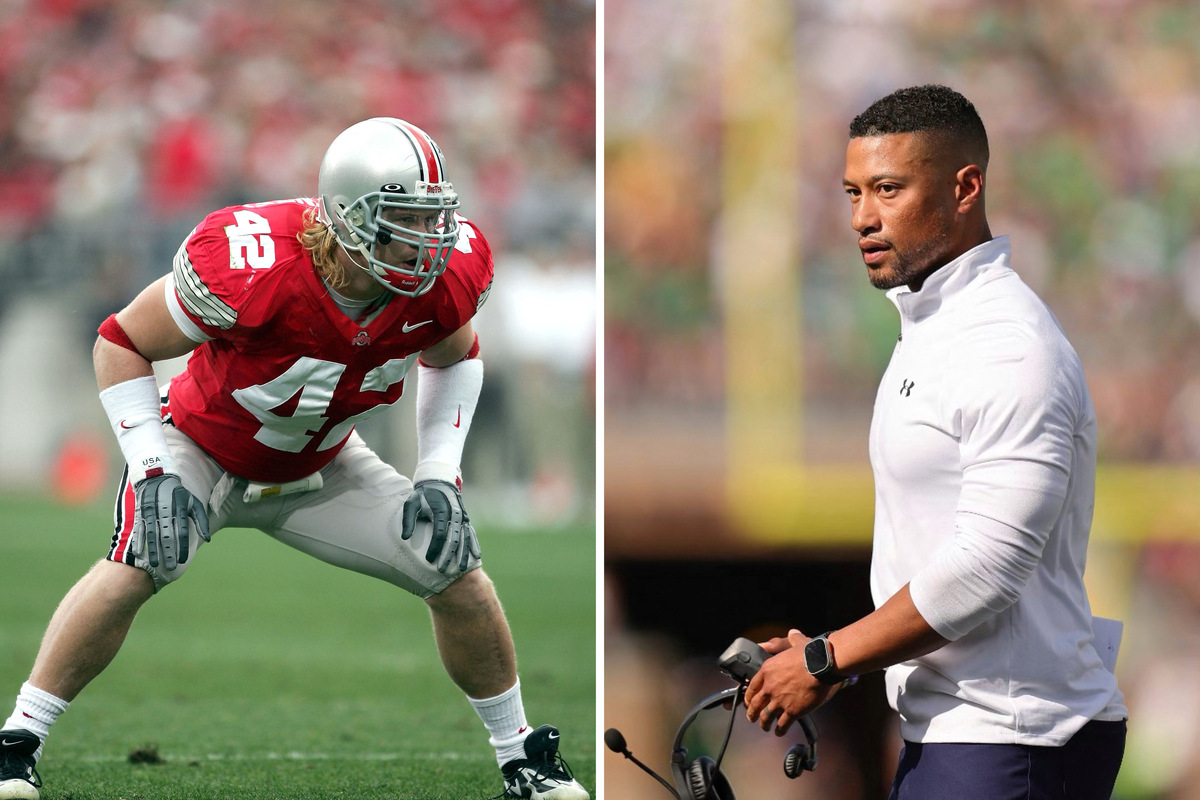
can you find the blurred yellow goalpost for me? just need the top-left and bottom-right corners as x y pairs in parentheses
(720, 0), (876, 546)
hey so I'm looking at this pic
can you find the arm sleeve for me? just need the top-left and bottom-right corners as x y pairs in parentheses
(412, 358), (484, 486)
(99, 375), (175, 483)
(909, 324), (1080, 640)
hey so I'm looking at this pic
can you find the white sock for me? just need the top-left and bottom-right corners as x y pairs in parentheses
(3, 682), (70, 763)
(468, 679), (530, 768)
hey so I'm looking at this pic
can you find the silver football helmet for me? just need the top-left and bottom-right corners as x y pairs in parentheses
(317, 118), (460, 297)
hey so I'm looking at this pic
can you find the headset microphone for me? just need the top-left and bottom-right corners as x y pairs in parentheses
(604, 727), (680, 799)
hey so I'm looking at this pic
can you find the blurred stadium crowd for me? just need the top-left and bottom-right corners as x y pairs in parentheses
(0, 0), (594, 259)
(607, 0), (1200, 462)
(606, 1), (1200, 798)
(0, 0), (596, 523)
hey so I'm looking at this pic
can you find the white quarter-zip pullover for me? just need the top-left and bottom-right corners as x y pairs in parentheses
(869, 235), (1127, 745)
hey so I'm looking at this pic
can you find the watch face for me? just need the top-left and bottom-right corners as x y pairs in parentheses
(804, 637), (829, 674)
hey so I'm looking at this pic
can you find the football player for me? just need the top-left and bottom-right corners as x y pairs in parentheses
(0, 118), (588, 800)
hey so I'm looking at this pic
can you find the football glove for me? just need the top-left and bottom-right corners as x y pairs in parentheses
(400, 480), (481, 574)
(132, 472), (210, 572)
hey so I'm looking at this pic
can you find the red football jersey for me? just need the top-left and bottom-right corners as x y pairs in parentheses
(164, 198), (493, 483)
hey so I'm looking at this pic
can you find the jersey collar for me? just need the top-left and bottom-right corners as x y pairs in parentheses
(886, 235), (1012, 326)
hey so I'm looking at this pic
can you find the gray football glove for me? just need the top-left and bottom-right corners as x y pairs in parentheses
(401, 480), (481, 574)
(132, 472), (210, 572)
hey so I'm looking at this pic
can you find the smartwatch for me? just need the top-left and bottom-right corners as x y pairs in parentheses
(803, 632), (845, 685)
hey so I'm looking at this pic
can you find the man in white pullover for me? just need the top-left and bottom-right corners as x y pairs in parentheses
(744, 85), (1127, 798)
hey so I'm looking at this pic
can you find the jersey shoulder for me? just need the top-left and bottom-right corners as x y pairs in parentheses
(435, 214), (494, 328)
(172, 198), (318, 332)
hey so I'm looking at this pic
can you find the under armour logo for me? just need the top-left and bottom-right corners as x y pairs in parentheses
(900, 379), (915, 397)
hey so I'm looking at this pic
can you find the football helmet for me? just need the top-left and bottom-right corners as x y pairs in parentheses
(318, 118), (460, 297)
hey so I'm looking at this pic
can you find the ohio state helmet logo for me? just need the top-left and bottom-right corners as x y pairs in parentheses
(351, 330), (371, 347)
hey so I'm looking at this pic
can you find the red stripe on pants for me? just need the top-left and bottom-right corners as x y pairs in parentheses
(111, 474), (136, 563)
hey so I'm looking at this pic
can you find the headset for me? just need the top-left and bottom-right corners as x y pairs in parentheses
(606, 638), (819, 800)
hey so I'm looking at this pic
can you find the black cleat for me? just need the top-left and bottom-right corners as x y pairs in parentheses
(496, 725), (588, 799)
(0, 729), (41, 800)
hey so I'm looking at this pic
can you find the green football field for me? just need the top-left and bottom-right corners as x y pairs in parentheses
(0, 494), (596, 799)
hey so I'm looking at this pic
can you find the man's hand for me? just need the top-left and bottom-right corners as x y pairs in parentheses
(744, 630), (841, 736)
(401, 480), (481, 574)
(132, 472), (210, 571)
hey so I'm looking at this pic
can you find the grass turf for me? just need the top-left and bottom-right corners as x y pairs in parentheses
(0, 494), (595, 799)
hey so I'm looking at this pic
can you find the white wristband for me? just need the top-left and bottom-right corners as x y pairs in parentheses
(99, 375), (175, 484)
(413, 358), (483, 487)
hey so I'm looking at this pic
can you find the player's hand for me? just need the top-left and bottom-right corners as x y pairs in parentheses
(132, 472), (210, 571)
(745, 630), (839, 736)
(401, 480), (481, 574)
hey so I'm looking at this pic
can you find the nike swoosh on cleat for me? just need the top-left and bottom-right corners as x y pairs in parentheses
(401, 320), (433, 333)
(1, 738), (27, 746)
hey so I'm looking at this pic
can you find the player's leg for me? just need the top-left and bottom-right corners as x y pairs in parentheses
(0, 560), (152, 800)
(249, 432), (588, 799)
(28, 559), (154, 702)
(1, 426), (224, 800)
(423, 569), (586, 800)
(424, 568), (516, 698)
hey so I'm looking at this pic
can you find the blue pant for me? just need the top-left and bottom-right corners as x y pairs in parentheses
(888, 719), (1126, 800)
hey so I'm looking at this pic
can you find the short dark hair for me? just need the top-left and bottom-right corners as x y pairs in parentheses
(849, 84), (989, 169)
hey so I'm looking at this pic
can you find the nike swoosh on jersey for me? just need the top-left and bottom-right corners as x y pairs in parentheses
(401, 320), (433, 333)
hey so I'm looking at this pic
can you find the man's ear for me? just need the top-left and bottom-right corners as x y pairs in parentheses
(955, 164), (985, 213)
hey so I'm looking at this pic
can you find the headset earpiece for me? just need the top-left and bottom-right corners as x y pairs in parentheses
(685, 755), (735, 800)
(784, 716), (820, 778)
(685, 757), (713, 799)
(783, 742), (811, 779)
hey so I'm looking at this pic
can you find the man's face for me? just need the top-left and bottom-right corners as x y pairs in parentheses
(376, 207), (442, 269)
(842, 133), (961, 291)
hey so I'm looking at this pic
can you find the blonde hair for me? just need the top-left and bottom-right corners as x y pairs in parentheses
(298, 207), (349, 291)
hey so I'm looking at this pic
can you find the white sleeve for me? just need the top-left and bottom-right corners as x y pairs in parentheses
(99, 376), (176, 484)
(412, 358), (484, 486)
(909, 326), (1078, 640)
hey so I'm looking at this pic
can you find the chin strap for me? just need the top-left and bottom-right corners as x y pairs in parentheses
(332, 222), (376, 276)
